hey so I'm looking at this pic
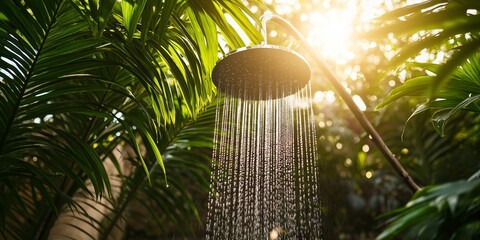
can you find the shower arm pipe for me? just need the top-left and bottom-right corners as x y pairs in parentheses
(264, 14), (420, 192)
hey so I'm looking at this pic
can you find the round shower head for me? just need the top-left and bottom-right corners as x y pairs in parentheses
(212, 45), (311, 100)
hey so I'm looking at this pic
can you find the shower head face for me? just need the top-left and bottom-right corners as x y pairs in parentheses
(212, 45), (311, 100)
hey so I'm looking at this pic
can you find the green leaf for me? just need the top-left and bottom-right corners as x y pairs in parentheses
(430, 38), (480, 95)
(376, 76), (434, 110)
(0, 0), (262, 238)
(378, 179), (480, 239)
(432, 94), (480, 136)
(121, 0), (147, 39)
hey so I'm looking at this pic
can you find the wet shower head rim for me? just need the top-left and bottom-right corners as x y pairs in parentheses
(212, 44), (311, 100)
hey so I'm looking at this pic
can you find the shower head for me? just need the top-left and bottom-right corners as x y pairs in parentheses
(212, 45), (311, 100)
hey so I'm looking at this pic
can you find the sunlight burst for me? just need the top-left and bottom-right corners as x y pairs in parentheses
(304, 5), (356, 63)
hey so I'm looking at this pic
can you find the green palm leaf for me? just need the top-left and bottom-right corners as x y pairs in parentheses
(377, 179), (480, 240)
(47, 99), (217, 239)
(1, 0), (261, 239)
(0, 1), (111, 232)
(370, 0), (480, 96)
(373, 1), (480, 238)
(377, 54), (480, 135)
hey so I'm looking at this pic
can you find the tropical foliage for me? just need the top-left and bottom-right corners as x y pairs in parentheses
(369, 0), (480, 238)
(0, 0), (260, 239)
(377, 178), (480, 240)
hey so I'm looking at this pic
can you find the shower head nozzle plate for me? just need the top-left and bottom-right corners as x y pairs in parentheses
(212, 45), (310, 100)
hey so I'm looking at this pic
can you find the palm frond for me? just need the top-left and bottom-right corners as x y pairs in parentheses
(0, 1), (112, 233)
(377, 54), (480, 135)
(370, 0), (480, 96)
(377, 179), (480, 240)
(373, 2), (480, 238)
(1, 0), (261, 238)
(0, 0), (179, 238)
(46, 99), (217, 240)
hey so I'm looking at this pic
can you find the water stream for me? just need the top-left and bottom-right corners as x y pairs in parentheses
(206, 82), (322, 239)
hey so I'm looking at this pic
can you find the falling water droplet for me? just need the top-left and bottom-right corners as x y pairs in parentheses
(206, 81), (322, 239)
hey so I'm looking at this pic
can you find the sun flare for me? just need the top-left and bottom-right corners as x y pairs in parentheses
(303, 5), (356, 64)
(267, 0), (412, 64)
